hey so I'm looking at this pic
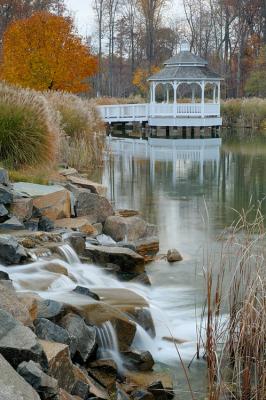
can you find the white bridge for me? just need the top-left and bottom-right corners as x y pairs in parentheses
(98, 102), (221, 127)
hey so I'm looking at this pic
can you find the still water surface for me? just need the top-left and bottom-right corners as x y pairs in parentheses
(101, 134), (266, 399)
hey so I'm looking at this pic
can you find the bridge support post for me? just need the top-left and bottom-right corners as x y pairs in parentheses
(166, 126), (170, 138)
(182, 126), (187, 139)
(121, 122), (126, 135)
(191, 127), (195, 139)
(200, 126), (204, 138)
(211, 126), (215, 138)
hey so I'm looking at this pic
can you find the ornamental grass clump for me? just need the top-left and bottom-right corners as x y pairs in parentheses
(221, 98), (266, 129)
(46, 91), (106, 170)
(0, 82), (59, 169)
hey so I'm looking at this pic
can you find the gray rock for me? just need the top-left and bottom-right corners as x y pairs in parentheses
(122, 350), (154, 371)
(131, 390), (154, 400)
(0, 204), (9, 222)
(166, 249), (183, 262)
(0, 354), (40, 400)
(38, 216), (55, 232)
(0, 216), (25, 231)
(66, 184), (114, 223)
(17, 360), (59, 400)
(0, 309), (47, 369)
(72, 286), (100, 301)
(0, 168), (9, 186)
(0, 270), (10, 280)
(71, 380), (90, 399)
(37, 299), (65, 320)
(92, 223), (103, 236)
(34, 318), (76, 356)
(0, 234), (27, 265)
(104, 216), (147, 242)
(59, 313), (97, 363)
(65, 232), (86, 255)
(85, 244), (144, 274)
(116, 383), (131, 400)
(0, 184), (13, 204)
(147, 382), (168, 400)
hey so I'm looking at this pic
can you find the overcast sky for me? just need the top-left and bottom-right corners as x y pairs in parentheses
(66, 0), (183, 37)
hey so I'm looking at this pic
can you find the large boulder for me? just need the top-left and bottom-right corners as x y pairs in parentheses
(13, 183), (71, 220)
(0, 204), (9, 222)
(103, 216), (148, 242)
(0, 234), (27, 265)
(0, 184), (13, 204)
(59, 313), (97, 363)
(10, 198), (33, 222)
(0, 309), (47, 369)
(72, 365), (109, 399)
(0, 216), (25, 231)
(34, 318), (75, 356)
(85, 244), (144, 274)
(66, 176), (107, 197)
(0, 281), (33, 325)
(40, 340), (76, 393)
(122, 350), (154, 371)
(17, 360), (59, 400)
(55, 217), (98, 236)
(0, 354), (40, 400)
(66, 184), (114, 223)
(36, 299), (65, 321)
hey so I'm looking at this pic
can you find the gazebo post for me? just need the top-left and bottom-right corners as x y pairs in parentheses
(166, 85), (170, 103)
(213, 84), (216, 103)
(201, 81), (205, 118)
(173, 81), (177, 117)
(192, 85), (195, 103)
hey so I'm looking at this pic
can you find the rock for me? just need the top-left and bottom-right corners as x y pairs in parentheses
(66, 185), (114, 223)
(131, 390), (154, 400)
(0, 184), (13, 204)
(116, 383), (131, 400)
(0, 216), (25, 231)
(38, 216), (55, 232)
(17, 293), (40, 322)
(71, 380), (90, 399)
(13, 183), (71, 220)
(72, 286), (100, 301)
(147, 382), (168, 400)
(0, 309), (47, 369)
(65, 233), (86, 256)
(128, 308), (155, 338)
(43, 263), (69, 276)
(0, 168), (9, 185)
(92, 223), (103, 236)
(34, 318), (75, 355)
(166, 249), (183, 263)
(55, 217), (98, 237)
(127, 371), (173, 395)
(122, 350), (154, 371)
(59, 389), (81, 400)
(104, 216), (147, 242)
(40, 340), (76, 393)
(134, 238), (159, 261)
(10, 197), (33, 221)
(66, 176), (107, 197)
(0, 269), (10, 280)
(59, 313), (97, 363)
(88, 359), (118, 389)
(59, 168), (78, 177)
(24, 218), (40, 231)
(17, 360), (59, 399)
(116, 209), (140, 218)
(37, 299), (65, 320)
(130, 273), (151, 286)
(85, 244), (144, 274)
(0, 281), (33, 325)
(0, 354), (40, 400)
(96, 234), (116, 246)
(72, 365), (108, 399)
(0, 204), (9, 222)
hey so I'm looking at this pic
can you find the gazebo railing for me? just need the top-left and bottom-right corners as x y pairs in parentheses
(98, 103), (220, 121)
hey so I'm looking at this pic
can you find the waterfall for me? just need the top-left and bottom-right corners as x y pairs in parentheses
(97, 321), (123, 371)
(58, 244), (80, 264)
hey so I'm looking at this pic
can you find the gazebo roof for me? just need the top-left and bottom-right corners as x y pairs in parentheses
(148, 43), (222, 82)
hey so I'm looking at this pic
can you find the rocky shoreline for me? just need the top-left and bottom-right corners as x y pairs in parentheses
(0, 167), (174, 400)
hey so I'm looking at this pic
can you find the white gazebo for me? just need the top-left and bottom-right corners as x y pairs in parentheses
(98, 41), (222, 133)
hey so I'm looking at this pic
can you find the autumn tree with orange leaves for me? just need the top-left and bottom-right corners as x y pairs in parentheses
(133, 66), (160, 96)
(1, 12), (98, 93)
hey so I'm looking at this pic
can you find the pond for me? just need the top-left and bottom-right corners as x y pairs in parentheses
(101, 133), (266, 399)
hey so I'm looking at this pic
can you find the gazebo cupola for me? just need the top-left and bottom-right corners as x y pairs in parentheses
(148, 40), (222, 119)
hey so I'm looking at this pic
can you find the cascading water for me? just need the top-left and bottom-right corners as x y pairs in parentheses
(3, 244), (204, 367)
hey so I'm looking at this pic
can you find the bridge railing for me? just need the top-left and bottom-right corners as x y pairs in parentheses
(98, 103), (220, 121)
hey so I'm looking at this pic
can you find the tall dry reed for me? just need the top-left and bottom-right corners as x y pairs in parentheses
(221, 98), (266, 130)
(202, 207), (266, 399)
